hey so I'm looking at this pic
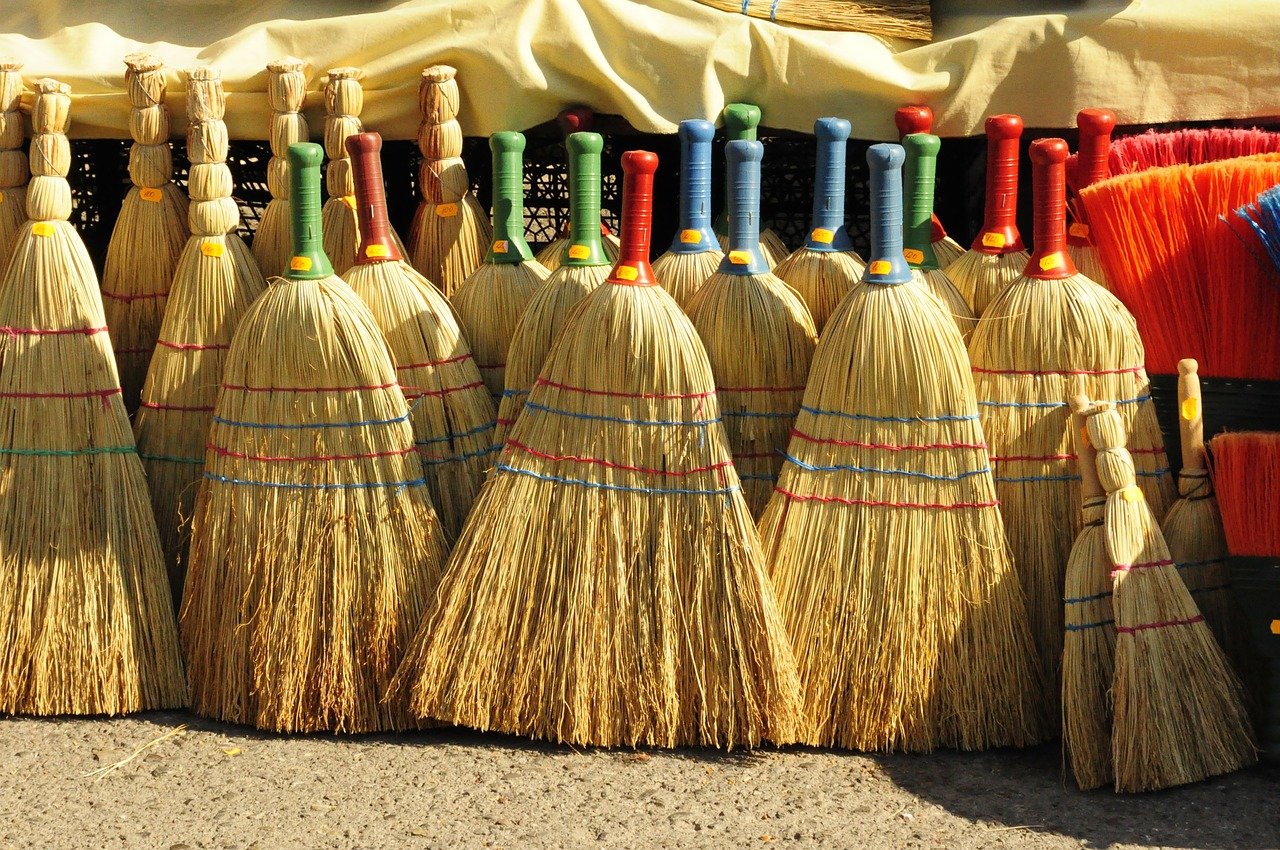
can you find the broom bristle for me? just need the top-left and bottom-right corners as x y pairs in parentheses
(0, 79), (184, 716)
(916, 268), (974, 341)
(1108, 127), (1280, 174)
(931, 233), (965, 267)
(409, 196), (489, 297)
(1079, 398), (1255, 792)
(0, 59), (26, 280)
(1210, 431), (1280, 556)
(943, 249), (1028, 316)
(252, 58), (308, 279)
(451, 261), (550, 404)
(651, 248), (722, 307)
(691, 0), (931, 40)
(774, 249), (863, 334)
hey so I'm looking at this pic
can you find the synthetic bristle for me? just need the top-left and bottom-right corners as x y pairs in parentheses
(1109, 127), (1280, 174)
(1210, 431), (1280, 556)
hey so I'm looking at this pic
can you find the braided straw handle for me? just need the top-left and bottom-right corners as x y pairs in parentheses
(1176, 358), (1213, 500)
(324, 67), (363, 203)
(417, 65), (468, 205)
(266, 58), (307, 205)
(26, 79), (71, 222)
(185, 68), (236, 239)
(0, 60), (28, 192)
(123, 54), (171, 191)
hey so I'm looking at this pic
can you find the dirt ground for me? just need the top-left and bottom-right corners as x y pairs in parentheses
(0, 710), (1275, 850)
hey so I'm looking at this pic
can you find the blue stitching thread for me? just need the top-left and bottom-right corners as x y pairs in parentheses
(737, 472), (779, 482)
(740, 0), (749, 11)
(419, 444), (501, 466)
(140, 452), (203, 464)
(769, 0), (780, 19)
(213, 412), (410, 430)
(996, 468), (1170, 484)
(1065, 590), (1112, 604)
(501, 388), (529, 398)
(204, 472), (427, 491)
(978, 394), (1151, 409)
(524, 400), (720, 428)
(413, 421), (497, 445)
(723, 410), (794, 419)
(785, 453), (991, 481)
(497, 464), (738, 496)
(1065, 619), (1114, 632)
(1176, 557), (1225, 570)
(800, 405), (977, 423)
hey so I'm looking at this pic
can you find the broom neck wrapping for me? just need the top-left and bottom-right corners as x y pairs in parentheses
(718, 140), (770, 276)
(1025, 138), (1077, 280)
(562, 131), (608, 268)
(973, 113), (1024, 255)
(865, 143), (911, 285)
(669, 119), (717, 254)
(1068, 108), (1116, 247)
(487, 131), (534, 264)
(805, 117), (853, 252)
(607, 150), (658, 287)
(902, 133), (941, 271)
(347, 132), (403, 265)
(285, 142), (334, 279)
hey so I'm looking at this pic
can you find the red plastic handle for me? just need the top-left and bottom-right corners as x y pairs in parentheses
(894, 105), (932, 139)
(973, 114), (1025, 254)
(1075, 108), (1116, 191)
(1025, 138), (1077, 280)
(347, 131), (404, 265)
(608, 150), (659, 286)
(558, 106), (594, 136)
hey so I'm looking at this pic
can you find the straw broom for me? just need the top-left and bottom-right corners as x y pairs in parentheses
(393, 149), (803, 748)
(0, 79), (184, 715)
(181, 141), (450, 734)
(134, 67), (267, 607)
(449, 131), (550, 405)
(944, 114), (1030, 315)
(686, 140), (816, 517)
(1061, 411), (1114, 790)
(496, 130), (613, 446)
(895, 105), (964, 266)
(901, 132), (973, 340)
(0, 59), (27, 280)
(773, 118), (864, 334)
(1075, 397), (1255, 792)
(969, 138), (1174, 720)
(101, 54), (189, 410)
(1161, 358), (1249, 669)
(409, 66), (490, 297)
(715, 103), (787, 267)
(1065, 109), (1116, 289)
(535, 108), (620, 271)
(320, 67), (364, 276)
(757, 143), (1043, 752)
(342, 131), (497, 541)
(690, 0), (931, 40)
(650, 118), (724, 307)
(252, 58), (308, 279)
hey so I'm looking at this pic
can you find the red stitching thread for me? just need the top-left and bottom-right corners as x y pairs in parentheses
(790, 429), (986, 452)
(102, 291), (167, 303)
(972, 365), (1144, 376)
(157, 340), (231, 351)
(994, 448), (1166, 462)
(0, 325), (108, 337)
(506, 439), (732, 477)
(775, 487), (998, 510)
(535, 377), (715, 401)
(1116, 614), (1204, 635)
(397, 353), (473, 370)
(1111, 558), (1175, 576)
(222, 382), (398, 394)
(141, 401), (214, 412)
(719, 385), (806, 393)
(0, 387), (120, 399)
(403, 380), (485, 399)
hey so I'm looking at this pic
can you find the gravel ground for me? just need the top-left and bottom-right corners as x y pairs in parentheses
(0, 711), (1276, 849)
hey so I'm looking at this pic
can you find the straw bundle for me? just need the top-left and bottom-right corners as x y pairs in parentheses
(773, 117), (864, 334)
(535, 109), (621, 272)
(409, 66), (490, 297)
(0, 79), (184, 715)
(894, 105), (964, 266)
(1076, 397), (1255, 792)
(901, 132), (973, 340)
(0, 60), (27, 280)
(449, 132), (550, 405)
(690, 0), (930, 40)
(758, 143), (1043, 752)
(650, 119), (724, 307)
(134, 67), (267, 605)
(1061, 412), (1114, 790)
(100, 54), (189, 409)
(252, 58), (308, 279)
(321, 68), (364, 276)
(715, 104), (787, 267)
(944, 115), (1030, 315)
(496, 130), (612, 446)
(687, 139), (816, 517)
(181, 142), (450, 734)
(1065, 109), (1117, 288)
(969, 139), (1174, 718)
(394, 150), (803, 749)
(343, 131), (497, 541)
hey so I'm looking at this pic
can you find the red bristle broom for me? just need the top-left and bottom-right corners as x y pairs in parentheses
(1108, 126), (1280, 174)
(944, 114), (1029, 315)
(895, 105), (964, 266)
(535, 108), (620, 271)
(1065, 108), (1116, 289)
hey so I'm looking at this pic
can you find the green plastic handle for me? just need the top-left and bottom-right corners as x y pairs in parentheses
(562, 131), (608, 268)
(902, 133), (941, 271)
(723, 103), (761, 142)
(286, 142), (335, 280)
(487, 131), (535, 264)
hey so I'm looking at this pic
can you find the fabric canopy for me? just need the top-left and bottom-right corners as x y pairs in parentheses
(1, 0), (1277, 140)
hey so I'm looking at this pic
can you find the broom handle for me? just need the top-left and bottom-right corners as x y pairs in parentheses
(806, 117), (853, 252)
(718, 139), (770, 276)
(865, 143), (911, 285)
(1073, 410), (1105, 501)
(286, 142), (335, 279)
(894, 105), (932, 137)
(607, 149), (658, 287)
(717, 102), (762, 236)
(973, 114), (1025, 255)
(562, 131), (608, 268)
(1025, 138), (1078, 280)
(1068, 108), (1116, 247)
(902, 132), (941, 271)
(669, 119), (717, 254)
(487, 131), (534, 265)
(1177, 358), (1207, 473)
(347, 131), (404, 265)
(558, 106), (593, 135)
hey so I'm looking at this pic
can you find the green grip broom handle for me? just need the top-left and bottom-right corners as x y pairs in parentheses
(487, 131), (534, 264)
(286, 141), (335, 280)
(562, 131), (608, 268)
(903, 133), (941, 272)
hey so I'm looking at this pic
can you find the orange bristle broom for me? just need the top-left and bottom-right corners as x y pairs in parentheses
(901, 132), (973, 340)
(895, 105), (964, 266)
(1107, 126), (1280, 174)
(1065, 108), (1116, 289)
(0, 60), (28, 280)
(772, 118), (865, 334)
(650, 119), (724, 307)
(944, 114), (1029, 315)
(1210, 430), (1280, 763)
(535, 108), (620, 271)
(715, 103), (787, 267)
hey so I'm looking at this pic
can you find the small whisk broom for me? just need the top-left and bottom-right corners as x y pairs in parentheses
(772, 117), (865, 334)
(895, 105), (964, 266)
(901, 132), (973, 340)
(535, 108), (620, 271)
(343, 131), (498, 541)
(0, 79), (184, 715)
(1065, 109), (1116, 288)
(252, 58), (308, 279)
(716, 103), (787, 267)
(393, 149), (803, 749)
(0, 59), (28, 279)
(181, 141), (450, 734)
(320, 67), (367, 276)
(650, 119), (724, 307)
(758, 143), (1043, 752)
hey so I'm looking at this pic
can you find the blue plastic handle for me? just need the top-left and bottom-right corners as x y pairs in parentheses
(669, 119), (718, 254)
(864, 143), (911, 285)
(717, 139), (770, 275)
(805, 117), (853, 252)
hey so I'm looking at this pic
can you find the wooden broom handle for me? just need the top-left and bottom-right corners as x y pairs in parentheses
(1073, 408), (1105, 500)
(894, 105), (932, 138)
(1177, 358), (1207, 473)
(347, 131), (404, 264)
(608, 150), (658, 287)
(973, 114), (1025, 255)
(1025, 138), (1078, 280)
